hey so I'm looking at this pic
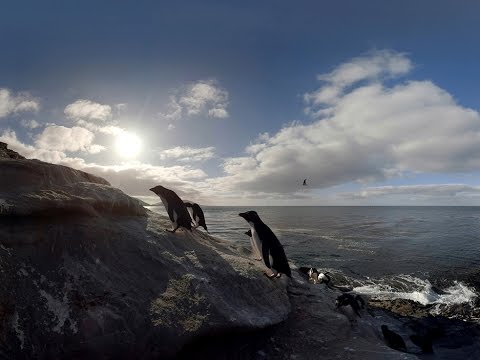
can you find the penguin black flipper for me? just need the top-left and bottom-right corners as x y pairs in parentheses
(245, 229), (252, 237)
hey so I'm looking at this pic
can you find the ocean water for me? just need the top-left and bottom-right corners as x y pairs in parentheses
(147, 206), (480, 321)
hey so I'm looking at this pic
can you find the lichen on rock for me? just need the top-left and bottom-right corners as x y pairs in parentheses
(150, 274), (210, 333)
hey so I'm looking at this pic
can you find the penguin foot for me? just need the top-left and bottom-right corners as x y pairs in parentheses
(264, 273), (276, 280)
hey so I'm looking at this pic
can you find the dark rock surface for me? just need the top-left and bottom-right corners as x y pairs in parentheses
(0, 158), (145, 217)
(0, 142), (25, 160)
(0, 144), (290, 359)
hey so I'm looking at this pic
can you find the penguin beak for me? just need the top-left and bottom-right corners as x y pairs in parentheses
(238, 212), (247, 220)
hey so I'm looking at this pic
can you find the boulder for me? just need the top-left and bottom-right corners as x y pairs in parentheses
(0, 142), (25, 160)
(0, 158), (145, 217)
(0, 145), (291, 359)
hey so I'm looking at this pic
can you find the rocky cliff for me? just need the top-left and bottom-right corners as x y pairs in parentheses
(0, 144), (290, 359)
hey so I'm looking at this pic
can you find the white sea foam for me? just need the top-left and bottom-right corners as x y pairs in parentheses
(353, 274), (477, 307)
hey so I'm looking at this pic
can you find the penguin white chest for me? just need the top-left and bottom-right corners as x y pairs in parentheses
(248, 222), (263, 260)
(172, 209), (178, 226)
(159, 195), (169, 213)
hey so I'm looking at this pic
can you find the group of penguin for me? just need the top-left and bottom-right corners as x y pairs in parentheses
(150, 185), (434, 355)
(150, 185), (292, 279)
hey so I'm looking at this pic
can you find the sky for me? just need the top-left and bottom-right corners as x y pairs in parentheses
(2, 0), (480, 205)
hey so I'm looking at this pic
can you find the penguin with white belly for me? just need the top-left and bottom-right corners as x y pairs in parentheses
(239, 211), (291, 278)
(184, 201), (209, 233)
(149, 185), (192, 233)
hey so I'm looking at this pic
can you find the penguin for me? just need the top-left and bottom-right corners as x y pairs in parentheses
(149, 185), (192, 233)
(410, 334), (433, 354)
(239, 211), (291, 278)
(184, 201), (209, 233)
(303, 179), (307, 186)
(244, 229), (262, 261)
(307, 267), (319, 281)
(335, 293), (365, 317)
(298, 267), (335, 288)
(381, 325), (407, 352)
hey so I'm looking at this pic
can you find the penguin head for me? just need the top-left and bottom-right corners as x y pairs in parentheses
(149, 185), (168, 195)
(238, 211), (261, 223)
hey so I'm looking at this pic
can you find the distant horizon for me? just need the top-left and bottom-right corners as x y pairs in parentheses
(140, 200), (480, 208)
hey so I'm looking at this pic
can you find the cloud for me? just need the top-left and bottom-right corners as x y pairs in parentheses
(208, 107), (229, 119)
(35, 125), (105, 154)
(160, 80), (229, 124)
(0, 129), (208, 202)
(115, 103), (127, 112)
(157, 146), (216, 162)
(76, 119), (125, 135)
(304, 49), (412, 110)
(338, 184), (480, 200)
(64, 99), (112, 122)
(0, 129), (69, 163)
(211, 50), (480, 195)
(21, 119), (41, 129)
(0, 88), (40, 118)
(161, 96), (183, 122)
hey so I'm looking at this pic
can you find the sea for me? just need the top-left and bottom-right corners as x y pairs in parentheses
(147, 206), (480, 322)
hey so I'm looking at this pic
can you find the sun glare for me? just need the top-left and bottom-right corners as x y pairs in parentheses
(115, 131), (142, 158)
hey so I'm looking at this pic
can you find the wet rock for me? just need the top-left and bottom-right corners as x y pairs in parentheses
(368, 298), (432, 318)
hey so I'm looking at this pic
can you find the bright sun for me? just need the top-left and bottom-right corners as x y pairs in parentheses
(115, 131), (142, 158)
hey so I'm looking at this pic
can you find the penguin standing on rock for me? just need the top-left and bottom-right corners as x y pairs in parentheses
(239, 211), (291, 279)
(381, 325), (407, 352)
(184, 201), (209, 233)
(149, 185), (192, 233)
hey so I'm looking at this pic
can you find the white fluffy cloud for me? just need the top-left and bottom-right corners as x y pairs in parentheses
(34, 125), (105, 154)
(160, 80), (229, 124)
(304, 49), (412, 110)
(0, 88), (39, 118)
(212, 50), (480, 195)
(75, 119), (125, 135)
(158, 146), (215, 162)
(64, 99), (112, 122)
